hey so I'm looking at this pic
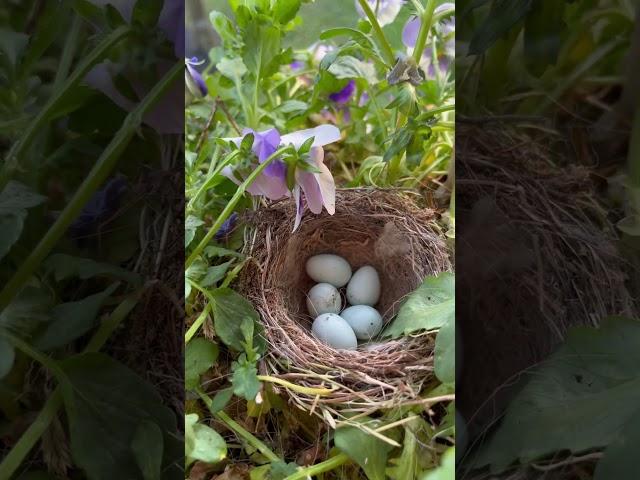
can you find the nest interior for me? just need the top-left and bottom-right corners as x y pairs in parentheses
(240, 189), (452, 412)
(456, 124), (635, 439)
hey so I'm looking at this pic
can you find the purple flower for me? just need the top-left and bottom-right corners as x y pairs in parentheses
(355, 0), (403, 26)
(222, 125), (341, 230)
(329, 80), (356, 104)
(290, 60), (305, 70)
(185, 57), (208, 98)
(215, 212), (238, 241)
(70, 175), (127, 240)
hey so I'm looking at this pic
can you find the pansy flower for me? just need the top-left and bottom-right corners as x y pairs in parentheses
(222, 125), (341, 231)
(402, 3), (455, 77)
(355, 0), (403, 26)
(185, 57), (208, 98)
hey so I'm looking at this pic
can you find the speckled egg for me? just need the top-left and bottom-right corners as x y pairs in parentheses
(311, 313), (358, 350)
(346, 265), (381, 306)
(340, 305), (383, 340)
(305, 254), (352, 287)
(306, 283), (342, 316)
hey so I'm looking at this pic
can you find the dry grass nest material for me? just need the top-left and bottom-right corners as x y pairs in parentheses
(456, 123), (635, 438)
(239, 189), (452, 418)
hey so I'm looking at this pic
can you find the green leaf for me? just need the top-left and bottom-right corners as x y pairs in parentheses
(71, 0), (106, 27)
(243, 22), (281, 79)
(0, 285), (52, 334)
(474, 316), (640, 472)
(468, 0), (533, 55)
(320, 28), (374, 49)
(595, 408), (640, 480)
(217, 56), (248, 81)
(383, 272), (454, 339)
(0, 29), (29, 68)
(334, 421), (394, 480)
(276, 100), (309, 116)
(0, 213), (25, 262)
(231, 357), (261, 401)
(387, 427), (418, 480)
(421, 447), (455, 480)
(327, 55), (376, 83)
(0, 337), (15, 379)
(45, 254), (140, 283)
(383, 127), (413, 163)
(210, 11), (238, 47)
(185, 413), (227, 466)
(131, 420), (163, 480)
(210, 387), (234, 413)
(523, 0), (565, 75)
(185, 337), (219, 390)
(273, 0), (302, 24)
(211, 288), (266, 354)
(0, 181), (47, 214)
(185, 215), (204, 248)
(434, 314), (455, 384)
(269, 460), (299, 479)
(59, 353), (181, 480)
(132, 0), (163, 27)
(35, 284), (118, 350)
(202, 261), (233, 288)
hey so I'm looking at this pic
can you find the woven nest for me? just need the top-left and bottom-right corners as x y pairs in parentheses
(456, 123), (635, 442)
(239, 189), (452, 421)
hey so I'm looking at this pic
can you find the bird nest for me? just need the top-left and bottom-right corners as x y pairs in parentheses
(456, 123), (635, 441)
(239, 189), (452, 423)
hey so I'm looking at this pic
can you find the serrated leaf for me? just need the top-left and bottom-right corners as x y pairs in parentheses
(211, 288), (266, 354)
(383, 272), (454, 338)
(273, 0), (301, 24)
(185, 338), (219, 390)
(210, 11), (238, 46)
(0, 181), (47, 213)
(231, 359), (260, 401)
(217, 57), (247, 81)
(328, 55), (376, 83)
(243, 22), (281, 79)
(35, 284), (118, 350)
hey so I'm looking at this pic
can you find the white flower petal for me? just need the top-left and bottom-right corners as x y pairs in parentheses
(280, 125), (341, 149)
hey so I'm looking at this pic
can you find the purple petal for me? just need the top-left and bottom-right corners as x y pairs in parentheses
(186, 63), (208, 97)
(435, 3), (455, 15)
(252, 171), (290, 200)
(295, 169), (323, 214)
(293, 186), (303, 232)
(280, 125), (341, 149)
(329, 80), (355, 104)
(264, 159), (287, 179)
(402, 17), (421, 48)
(355, 0), (402, 26)
(290, 60), (304, 70)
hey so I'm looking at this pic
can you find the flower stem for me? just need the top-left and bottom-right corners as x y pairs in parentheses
(0, 25), (132, 190)
(0, 61), (182, 311)
(413, 0), (436, 65)
(186, 145), (290, 268)
(0, 288), (142, 480)
(356, 0), (395, 66)
(283, 453), (350, 480)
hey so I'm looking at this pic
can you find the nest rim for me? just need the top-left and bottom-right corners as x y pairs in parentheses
(239, 188), (452, 420)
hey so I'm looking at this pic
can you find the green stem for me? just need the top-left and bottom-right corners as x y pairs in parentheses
(185, 305), (209, 344)
(413, 0), (436, 65)
(186, 145), (290, 268)
(283, 453), (350, 480)
(0, 61), (182, 311)
(0, 289), (142, 480)
(0, 332), (64, 378)
(0, 25), (131, 189)
(356, 0), (395, 66)
(187, 150), (240, 213)
(53, 15), (83, 90)
(198, 390), (280, 463)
